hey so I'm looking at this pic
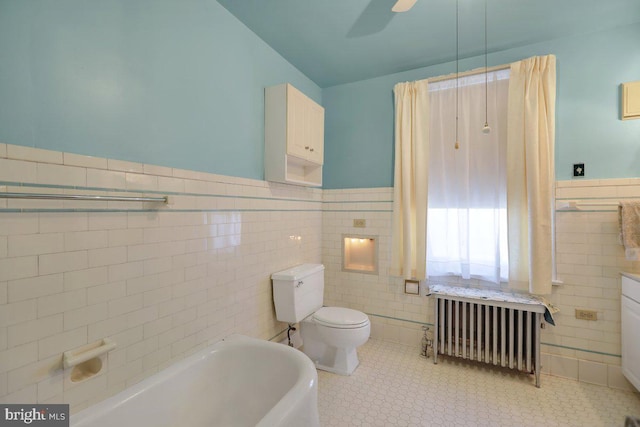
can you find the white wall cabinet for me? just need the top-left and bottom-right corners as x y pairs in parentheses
(265, 83), (324, 187)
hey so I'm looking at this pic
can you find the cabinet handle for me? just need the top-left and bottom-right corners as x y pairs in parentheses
(310, 148), (314, 152)
(305, 146), (310, 150)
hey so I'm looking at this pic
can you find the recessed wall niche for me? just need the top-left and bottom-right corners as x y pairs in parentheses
(342, 235), (378, 274)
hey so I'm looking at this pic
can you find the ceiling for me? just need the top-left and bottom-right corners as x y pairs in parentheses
(217, 0), (640, 88)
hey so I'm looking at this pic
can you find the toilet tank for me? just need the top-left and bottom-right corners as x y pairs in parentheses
(272, 264), (325, 324)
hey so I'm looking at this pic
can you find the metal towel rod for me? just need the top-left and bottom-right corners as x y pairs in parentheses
(556, 200), (632, 210)
(0, 192), (168, 203)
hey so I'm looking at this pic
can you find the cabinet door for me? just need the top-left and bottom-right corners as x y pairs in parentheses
(307, 101), (324, 165)
(286, 85), (312, 160)
(622, 294), (640, 391)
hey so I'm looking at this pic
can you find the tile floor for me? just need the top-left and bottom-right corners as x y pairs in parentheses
(317, 339), (640, 427)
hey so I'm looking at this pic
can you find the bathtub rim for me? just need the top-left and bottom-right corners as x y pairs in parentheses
(70, 333), (319, 427)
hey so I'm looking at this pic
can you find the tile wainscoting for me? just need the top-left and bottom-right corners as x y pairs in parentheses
(323, 181), (640, 392)
(322, 188), (427, 348)
(1, 143), (637, 413)
(0, 143), (322, 411)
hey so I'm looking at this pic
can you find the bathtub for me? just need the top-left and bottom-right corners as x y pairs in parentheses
(71, 334), (319, 427)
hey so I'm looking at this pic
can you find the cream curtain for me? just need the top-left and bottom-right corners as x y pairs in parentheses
(506, 55), (556, 295)
(391, 80), (429, 280)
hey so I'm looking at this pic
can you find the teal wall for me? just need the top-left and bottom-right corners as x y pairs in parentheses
(0, 0), (320, 181)
(322, 23), (640, 189)
(1, 1), (638, 189)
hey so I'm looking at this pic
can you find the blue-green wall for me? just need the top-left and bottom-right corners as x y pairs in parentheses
(1, 2), (638, 189)
(0, 0), (320, 181)
(322, 23), (640, 189)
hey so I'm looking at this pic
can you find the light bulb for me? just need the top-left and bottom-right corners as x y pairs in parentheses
(482, 122), (491, 134)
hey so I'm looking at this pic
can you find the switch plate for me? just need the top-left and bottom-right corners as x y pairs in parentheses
(573, 163), (585, 177)
(353, 219), (366, 228)
(575, 309), (597, 321)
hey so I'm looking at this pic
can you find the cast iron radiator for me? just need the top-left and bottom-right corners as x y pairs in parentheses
(431, 288), (547, 387)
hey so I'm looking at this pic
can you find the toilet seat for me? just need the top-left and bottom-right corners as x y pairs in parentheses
(313, 307), (369, 329)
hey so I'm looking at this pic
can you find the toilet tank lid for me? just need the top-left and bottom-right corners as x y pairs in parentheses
(271, 263), (324, 281)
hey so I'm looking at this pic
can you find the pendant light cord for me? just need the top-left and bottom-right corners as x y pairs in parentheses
(484, 0), (488, 125)
(455, 0), (459, 148)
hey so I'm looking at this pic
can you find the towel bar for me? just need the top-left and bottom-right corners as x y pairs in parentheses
(0, 192), (167, 203)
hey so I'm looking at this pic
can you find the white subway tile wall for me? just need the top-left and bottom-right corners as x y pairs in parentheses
(323, 182), (640, 391)
(1, 144), (638, 413)
(0, 144), (322, 411)
(322, 188), (427, 348)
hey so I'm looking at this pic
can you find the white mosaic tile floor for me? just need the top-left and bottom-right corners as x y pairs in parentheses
(317, 339), (640, 427)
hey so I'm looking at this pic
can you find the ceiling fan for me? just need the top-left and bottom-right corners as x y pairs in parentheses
(392, 0), (417, 12)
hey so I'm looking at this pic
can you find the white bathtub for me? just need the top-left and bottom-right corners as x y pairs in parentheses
(71, 334), (319, 427)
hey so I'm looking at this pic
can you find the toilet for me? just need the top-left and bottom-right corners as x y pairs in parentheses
(272, 263), (370, 376)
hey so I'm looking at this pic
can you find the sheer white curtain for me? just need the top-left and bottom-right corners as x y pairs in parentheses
(507, 55), (556, 295)
(427, 70), (510, 284)
(391, 80), (429, 280)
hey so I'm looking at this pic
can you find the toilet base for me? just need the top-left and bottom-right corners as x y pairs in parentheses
(313, 347), (360, 376)
(300, 319), (365, 376)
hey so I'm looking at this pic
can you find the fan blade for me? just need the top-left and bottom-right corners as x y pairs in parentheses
(392, 0), (417, 12)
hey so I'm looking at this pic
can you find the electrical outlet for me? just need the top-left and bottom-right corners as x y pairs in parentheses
(353, 219), (366, 228)
(573, 163), (585, 177)
(575, 309), (597, 321)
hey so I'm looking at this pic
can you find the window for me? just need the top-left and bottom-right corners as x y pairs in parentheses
(426, 69), (510, 284)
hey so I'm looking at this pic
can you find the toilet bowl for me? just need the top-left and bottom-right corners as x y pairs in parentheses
(301, 307), (370, 375)
(271, 264), (370, 376)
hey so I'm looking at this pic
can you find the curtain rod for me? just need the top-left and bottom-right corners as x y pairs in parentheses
(0, 192), (168, 203)
(424, 63), (511, 84)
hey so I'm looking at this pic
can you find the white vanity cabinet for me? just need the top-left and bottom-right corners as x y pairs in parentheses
(621, 273), (640, 391)
(265, 83), (324, 187)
